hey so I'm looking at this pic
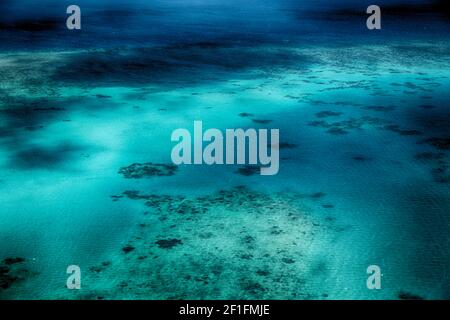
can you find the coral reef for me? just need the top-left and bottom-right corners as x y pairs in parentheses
(0, 257), (27, 292)
(79, 187), (343, 299)
(398, 291), (425, 300)
(423, 137), (450, 151)
(118, 163), (178, 179)
(235, 165), (261, 176)
(155, 239), (183, 249)
(252, 119), (273, 124)
(315, 111), (343, 118)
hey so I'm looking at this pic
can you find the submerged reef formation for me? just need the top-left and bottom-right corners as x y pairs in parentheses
(0, 257), (27, 295)
(118, 163), (178, 179)
(415, 151), (449, 183)
(398, 291), (425, 300)
(364, 105), (396, 113)
(251, 119), (273, 124)
(423, 137), (450, 151)
(315, 111), (343, 118)
(155, 239), (183, 249)
(277, 142), (298, 149)
(308, 116), (422, 137)
(235, 165), (261, 176)
(416, 138), (450, 183)
(72, 187), (345, 300)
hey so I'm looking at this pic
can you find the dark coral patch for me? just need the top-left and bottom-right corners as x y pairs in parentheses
(241, 281), (265, 295)
(281, 258), (296, 264)
(155, 239), (183, 249)
(398, 291), (425, 300)
(119, 163), (178, 178)
(278, 142), (298, 149)
(419, 104), (436, 109)
(308, 116), (421, 138)
(352, 155), (371, 161)
(89, 261), (112, 273)
(365, 105), (396, 112)
(0, 257), (26, 291)
(0, 266), (16, 290)
(315, 111), (342, 118)
(236, 165), (260, 176)
(431, 163), (450, 183)
(256, 270), (270, 276)
(252, 119), (273, 124)
(122, 245), (135, 254)
(311, 192), (326, 199)
(415, 152), (445, 161)
(3, 257), (25, 265)
(422, 137), (450, 150)
(0, 19), (60, 32)
(383, 125), (422, 136)
(95, 94), (112, 99)
(327, 127), (348, 135)
(414, 152), (449, 183)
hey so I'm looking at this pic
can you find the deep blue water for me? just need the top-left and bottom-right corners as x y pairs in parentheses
(1, 0), (450, 50)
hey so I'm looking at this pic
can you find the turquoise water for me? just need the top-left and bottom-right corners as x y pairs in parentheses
(1, 1), (449, 300)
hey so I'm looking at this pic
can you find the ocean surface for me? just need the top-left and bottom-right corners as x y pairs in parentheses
(0, 0), (449, 299)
